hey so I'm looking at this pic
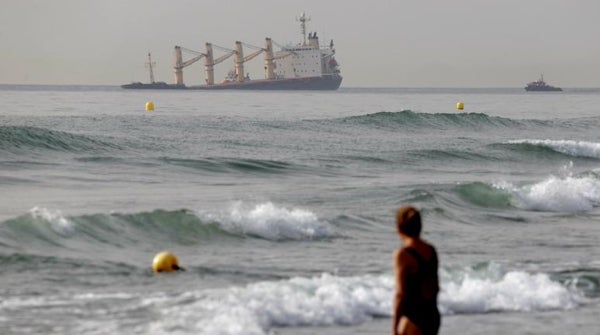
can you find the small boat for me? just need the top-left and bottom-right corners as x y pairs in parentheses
(525, 75), (562, 92)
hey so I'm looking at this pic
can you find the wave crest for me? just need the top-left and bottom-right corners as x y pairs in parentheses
(335, 110), (524, 130)
(197, 202), (336, 241)
(440, 263), (579, 314)
(509, 139), (600, 159)
(455, 171), (600, 212)
(495, 174), (600, 212)
(0, 125), (119, 153)
(0, 203), (335, 251)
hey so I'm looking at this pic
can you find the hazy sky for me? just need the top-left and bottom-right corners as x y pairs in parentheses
(2, 0), (599, 87)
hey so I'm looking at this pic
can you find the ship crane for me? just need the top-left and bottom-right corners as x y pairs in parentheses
(232, 41), (269, 82)
(173, 44), (235, 85)
(270, 39), (296, 59)
(231, 40), (295, 82)
(173, 46), (206, 85)
(206, 44), (236, 85)
(146, 53), (156, 83)
(242, 44), (266, 63)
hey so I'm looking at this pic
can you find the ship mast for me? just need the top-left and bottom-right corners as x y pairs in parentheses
(297, 12), (310, 46)
(146, 52), (156, 83)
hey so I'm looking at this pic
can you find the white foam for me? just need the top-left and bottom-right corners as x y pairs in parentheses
(197, 202), (335, 240)
(4, 266), (579, 334)
(153, 273), (392, 335)
(148, 265), (579, 335)
(494, 174), (600, 212)
(28, 206), (75, 235)
(439, 264), (579, 314)
(509, 139), (600, 159)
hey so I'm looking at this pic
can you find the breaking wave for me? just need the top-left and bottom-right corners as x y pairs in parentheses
(145, 263), (584, 335)
(509, 139), (600, 160)
(0, 203), (335, 251)
(454, 171), (600, 212)
(196, 202), (336, 241)
(495, 174), (600, 212)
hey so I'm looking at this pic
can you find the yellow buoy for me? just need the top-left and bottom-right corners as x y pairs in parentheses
(145, 101), (155, 111)
(152, 251), (182, 273)
(456, 101), (464, 111)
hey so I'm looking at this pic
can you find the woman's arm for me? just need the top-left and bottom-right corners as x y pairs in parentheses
(392, 250), (405, 335)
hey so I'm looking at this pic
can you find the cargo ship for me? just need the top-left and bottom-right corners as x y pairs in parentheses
(525, 74), (562, 92)
(122, 13), (341, 90)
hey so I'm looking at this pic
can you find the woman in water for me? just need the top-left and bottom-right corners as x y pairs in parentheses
(392, 206), (440, 335)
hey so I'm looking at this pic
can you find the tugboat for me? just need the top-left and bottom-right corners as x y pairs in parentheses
(525, 74), (562, 92)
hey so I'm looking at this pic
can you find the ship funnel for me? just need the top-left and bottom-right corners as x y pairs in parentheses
(308, 32), (319, 48)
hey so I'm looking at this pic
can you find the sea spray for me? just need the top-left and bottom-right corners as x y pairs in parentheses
(28, 206), (75, 236)
(196, 202), (336, 241)
(494, 174), (600, 212)
(439, 263), (579, 314)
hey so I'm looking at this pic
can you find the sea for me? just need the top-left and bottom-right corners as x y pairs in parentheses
(1, 85), (599, 334)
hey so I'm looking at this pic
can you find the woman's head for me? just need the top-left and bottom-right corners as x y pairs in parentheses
(396, 206), (422, 238)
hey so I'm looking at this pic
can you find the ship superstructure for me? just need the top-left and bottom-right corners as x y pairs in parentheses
(122, 13), (342, 90)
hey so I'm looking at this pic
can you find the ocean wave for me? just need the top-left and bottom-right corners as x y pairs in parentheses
(453, 168), (600, 212)
(147, 263), (581, 335)
(0, 207), (234, 251)
(0, 203), (335, 250)
(509, 139), (600, 159)
(159, 157), (298, 175)
(0, 263), (591, 335)
(196, 202), (336, 241)
(0, 207), (76, 249)
(439, 263), (580, 314)
(0, 125), (120, 153)
(332, 110), (528, 130)
(495, 174), (600, 212)
(455, 182), (513, 208)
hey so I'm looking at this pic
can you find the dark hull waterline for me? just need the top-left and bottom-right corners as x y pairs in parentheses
(122, 75), (342, 91)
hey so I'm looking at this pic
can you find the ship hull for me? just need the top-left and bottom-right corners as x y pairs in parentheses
(121, 82), (186, 89)
(525, 86), (562, 92)
(191, 75), (342, 90)
(122, 75), (342, 91)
